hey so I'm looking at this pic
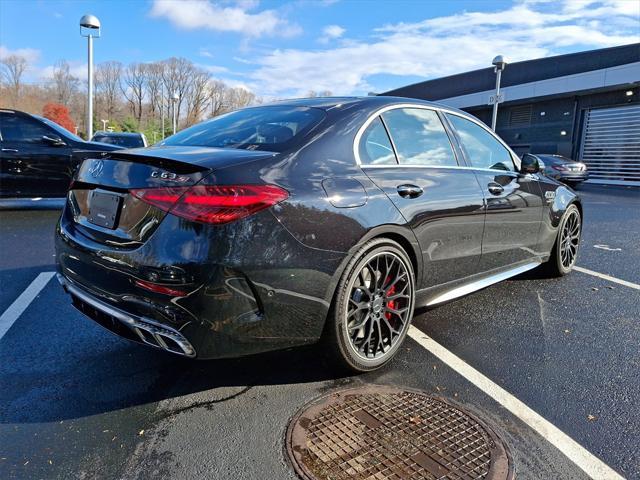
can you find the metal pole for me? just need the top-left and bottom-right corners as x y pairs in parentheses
(161, 84), (165, 139)
(491, 68), (502, 132)
(87, 35), (94, 139)
(172, 98), (177, 135)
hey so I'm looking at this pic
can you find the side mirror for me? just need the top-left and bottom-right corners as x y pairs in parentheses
(43, 135), (66, 147)
(521, 154), (540, 174)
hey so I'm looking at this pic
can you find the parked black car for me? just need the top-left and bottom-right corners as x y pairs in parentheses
(55, 97), (582, 371)
(92, 131), (148, 148)
(0, 109), (123, 198)
(525, 153), (589, 187)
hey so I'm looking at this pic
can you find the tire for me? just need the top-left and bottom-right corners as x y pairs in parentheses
(541, 204), (581, 277)
(324, 238), (416, 372)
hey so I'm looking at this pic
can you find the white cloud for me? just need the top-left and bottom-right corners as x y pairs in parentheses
(150, 0), (301, 38)
(39, 62), (88, 81)
(199, 64), (230, 74)
(318, 24), (345, 43)
(244, 0), (640, 97)
(0, 45), (41, 63)
(199, 48), (214, 58)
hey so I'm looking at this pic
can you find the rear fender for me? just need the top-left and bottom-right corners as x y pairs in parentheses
(538, 183), (580, 255)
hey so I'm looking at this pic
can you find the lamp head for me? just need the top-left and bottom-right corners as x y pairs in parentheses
(80, 14), (101, 37)
(492, 55), (507, 71)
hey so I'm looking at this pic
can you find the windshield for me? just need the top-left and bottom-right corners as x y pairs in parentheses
(93, 134), (144, 148)
(159, 106), (325, 152)
(35, 115), (84, 142)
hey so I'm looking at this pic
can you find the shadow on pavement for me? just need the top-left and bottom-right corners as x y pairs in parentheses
(0, 323), (351, 424)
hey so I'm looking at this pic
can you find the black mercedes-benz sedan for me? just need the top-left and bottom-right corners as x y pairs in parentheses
(55, 96), (583, 371)
(0, 109), (124, 198)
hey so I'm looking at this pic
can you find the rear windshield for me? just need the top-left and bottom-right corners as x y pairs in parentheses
(159, 106), (325, 152)
(93, 135), (143, 148)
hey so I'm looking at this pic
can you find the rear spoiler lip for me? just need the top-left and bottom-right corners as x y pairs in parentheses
(104, 151), (209, 174)
(105, 145), (278, 174)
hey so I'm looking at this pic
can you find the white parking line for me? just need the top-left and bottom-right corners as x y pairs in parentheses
(574, 266), (640, 291)
(0, 272), (55, 341)
(407, 325), (624, 480)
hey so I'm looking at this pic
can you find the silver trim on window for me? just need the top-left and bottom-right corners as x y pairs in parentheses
(353, 102), (522, 172)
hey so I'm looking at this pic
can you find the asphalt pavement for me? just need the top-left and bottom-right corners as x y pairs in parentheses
(0, 183), (638, 480)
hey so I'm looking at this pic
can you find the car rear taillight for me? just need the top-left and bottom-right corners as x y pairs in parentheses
(130, 184), (289, 225)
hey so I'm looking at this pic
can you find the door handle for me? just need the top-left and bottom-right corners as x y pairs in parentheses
(1, 148), (19, 153)
(487, 182), (504, 195)
(397, 184), (423, 198)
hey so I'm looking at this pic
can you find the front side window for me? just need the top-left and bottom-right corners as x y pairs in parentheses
(160, 106), (325, 152)
(381, 108), (458, 167)
(0, 113), (52, 143)
(358, 116), (397, 165)
(446, 114), (515, 171)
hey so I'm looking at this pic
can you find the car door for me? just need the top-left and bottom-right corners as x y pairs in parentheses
(444, 112), (545, 271)
(0, 112), (73, 197)
(358, 106), (486, 288)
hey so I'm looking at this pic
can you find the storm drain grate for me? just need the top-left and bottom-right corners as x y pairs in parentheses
(286, 385), (513, 480)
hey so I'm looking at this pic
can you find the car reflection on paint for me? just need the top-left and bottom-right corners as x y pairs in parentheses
(524, 153), (589, 187)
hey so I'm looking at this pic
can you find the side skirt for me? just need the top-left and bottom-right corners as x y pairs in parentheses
(421, 261), (541, 307)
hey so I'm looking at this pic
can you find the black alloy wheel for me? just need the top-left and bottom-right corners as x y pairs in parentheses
(326, 238), (416, 372)
(544, 204), (581, 277)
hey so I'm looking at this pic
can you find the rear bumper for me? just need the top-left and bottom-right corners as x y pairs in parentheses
(56, 202), (344, 359)
(58, 274), (196, 357)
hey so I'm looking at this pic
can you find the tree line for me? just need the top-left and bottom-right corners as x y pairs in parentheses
(0, 55), (259, 141)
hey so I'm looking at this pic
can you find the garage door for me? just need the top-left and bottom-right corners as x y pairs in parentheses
(579, 104), (640, 186)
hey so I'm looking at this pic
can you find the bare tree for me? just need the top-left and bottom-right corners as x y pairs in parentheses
(0, 55), (259, 136)
(121, 62), (146, 125)
(161, 57), (194, 127)
(208, 79), (229, 117)
(145, 62), (164, 120)
(51, 60), (79, 105)
(1, 54), (28, 106)
(95, 61), (122, 120)
(225, 87), (256, 111)
(185, 68), (211, 126)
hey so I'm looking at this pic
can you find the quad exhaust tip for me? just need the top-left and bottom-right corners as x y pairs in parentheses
(58, 274), (196, 358)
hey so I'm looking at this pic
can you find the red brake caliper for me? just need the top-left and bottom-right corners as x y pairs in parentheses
(384, 276), (396, 321)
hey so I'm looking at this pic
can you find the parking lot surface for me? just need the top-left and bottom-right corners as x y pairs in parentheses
(1, 184), (638, 480)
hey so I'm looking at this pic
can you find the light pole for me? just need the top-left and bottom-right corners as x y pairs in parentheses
(491, 55), (507, 132)
(160, 83), (165, 139)
(172, 92), (179, 135)
(80, 14), (101, 140)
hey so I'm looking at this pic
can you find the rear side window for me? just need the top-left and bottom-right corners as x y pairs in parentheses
(381, 108), (457, 167)
(0, 113), (51, 143)
(160, 106), (325, 152)
(446, 114), (515, 171)
(358, 117), (397, 165)
(94, 135), (142, 148)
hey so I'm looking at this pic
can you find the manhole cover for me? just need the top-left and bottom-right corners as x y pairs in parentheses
(286, 385), (513, 480)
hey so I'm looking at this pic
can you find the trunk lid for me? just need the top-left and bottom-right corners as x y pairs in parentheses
(68, 147), (276, 247)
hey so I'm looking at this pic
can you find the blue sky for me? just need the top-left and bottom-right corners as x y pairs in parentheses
(1, 0), (638, 98)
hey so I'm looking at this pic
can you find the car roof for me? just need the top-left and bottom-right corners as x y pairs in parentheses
(259, 95), (458, 112)
(94, 131), (142, 137)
